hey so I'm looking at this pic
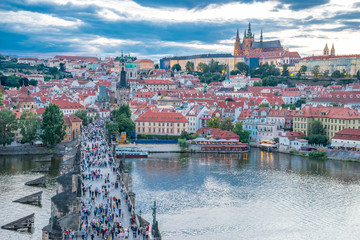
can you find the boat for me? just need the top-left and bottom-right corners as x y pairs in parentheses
(115, 147), (148, 158)
(259, 140), (278, 152)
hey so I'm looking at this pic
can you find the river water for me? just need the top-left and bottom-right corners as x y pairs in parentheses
(1, 149), (360, 240)
(0, 154), (60, 240)
(128, 149), (360, 240)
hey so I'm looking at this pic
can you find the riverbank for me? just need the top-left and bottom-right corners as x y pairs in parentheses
(115, 144), (180, 153)
(0, 140), (80, 156)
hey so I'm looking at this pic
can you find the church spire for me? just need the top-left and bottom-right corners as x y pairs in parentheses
(323, 43), (329, 56)
(236, 28), (239, 38)
(260, 29), (263, 47)
(247, 22), (252, 37)
(244, 29), (246, 38)
(330, 43), (335, 56)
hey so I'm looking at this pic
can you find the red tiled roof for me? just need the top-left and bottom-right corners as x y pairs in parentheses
(302, 54), (360, 61)
(51, 100), (85, 109)
(64, 114), (83, 126)
(144, 79), (175, 85)
(333, 128), (360, 141)
(295, 106), (360, 119)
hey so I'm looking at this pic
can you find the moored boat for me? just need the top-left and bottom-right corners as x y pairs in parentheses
(115, 147), (148, 158)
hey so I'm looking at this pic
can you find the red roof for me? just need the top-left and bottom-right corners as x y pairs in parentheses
(51, 100), (85, 109)
(295, 106), (360, 119)
(333, 128), (360, 141)
(144, 79), (175, 85)
(302, 54), (360, 61)
(64, 114), (83, 126)
(196, 127), (240, 141)
(135, 110), (188, 123)
(54, 55), (99, 62)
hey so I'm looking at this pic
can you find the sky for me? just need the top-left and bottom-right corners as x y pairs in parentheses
(0, 0), (359, 62)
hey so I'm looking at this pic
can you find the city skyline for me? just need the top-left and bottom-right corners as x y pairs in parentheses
(0, 0), (360, 61)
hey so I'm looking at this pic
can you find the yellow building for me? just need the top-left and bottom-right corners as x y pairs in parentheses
(133, 59), (154, 70)
(169, 54), (245, 72)
(135, 110), (189, 135)
(293, 106), (360, 140)
(63, 114), (83, 142)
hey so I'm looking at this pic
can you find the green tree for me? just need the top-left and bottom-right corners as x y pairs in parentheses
(236, 62), (249, 75)
(113, 104), (132, 119)
(259, 103), (270, 107)
(331, 70), (341, 78)
(253, 81), (261, 87)
(220, 117), (233, 131)
(312, 65), (320, 78)
(207, 117), (221, 128)
(29, 79), (38, 86)
(323, 70), (329, 78)
(180, 130), (191, 140)
(300, 65), (307, 74)
(295, 99), (306, 108)
(171, 63), (181, 72)
(6, 75), (20, 88)
(110, 104), (135, 137)
(44, 76), (51, 81)
(106, 120), (118, 135)
(356, 70), (360, 80)
(309, 151), (327, 160)
(282, 64), (289, 76)
(0, 90), (3, 106)
(307, 120), (327, 145)
(209, 59), (219, 73)
(59, 63), (65, 71)
(40, 103), (66, 148)
(19, 77), (29, 86)
(232, 121), (250, 143)
(0, 109), (18, 146)
(178, 138), (188, 150)
(154, 64), (159, 69)
(74, 109), (89, 126)
(19, 110), (40, 143)
(49, 66), (59, 75)
(185, 61), (194, 72)
(197, 63), (209, 73)
(0, 76), (7, 86)
(0, 54), (5, 60)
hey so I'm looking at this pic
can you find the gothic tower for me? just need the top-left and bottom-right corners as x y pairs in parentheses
(116, 52), (130, 106)
(234, 29), (242, 57)
(330, 43), (335, 56)
(323, 43), (329, 56)
(243, 22), (255, 55)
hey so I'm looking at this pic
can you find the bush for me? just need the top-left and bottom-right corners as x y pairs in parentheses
(309, 151), (327, 160)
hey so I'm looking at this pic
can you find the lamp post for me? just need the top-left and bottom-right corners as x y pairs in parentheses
(139, 210), (142, 228)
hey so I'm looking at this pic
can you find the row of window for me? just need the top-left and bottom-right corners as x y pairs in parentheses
(138, 122), (186, 127)
(137, 128), (185, 134)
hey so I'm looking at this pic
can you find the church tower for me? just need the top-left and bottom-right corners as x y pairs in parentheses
(115, 52), (130, 106)
(323, 43), (329, 56)
(234, 29), (242, 57)
(243, 22), (255, 55)
(330, 43), (335, 56)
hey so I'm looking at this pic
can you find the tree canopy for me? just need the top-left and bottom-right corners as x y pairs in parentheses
(236, 62), (249, 75)
(220, 117), (233, 131)
(41, 103), (66, 148)
(171, 63), (181, 72)
(232, 121), (250, 143)
(207, 117), (221, 128)
(312, 65), (320, 78)
(308, 120), (327, 145)
(107, 104), (135, 137)
(185, 61), (194, 72)
(19, 110), (40, 143)
(0, 109), (18, 146)
(74, 109), (89, 126)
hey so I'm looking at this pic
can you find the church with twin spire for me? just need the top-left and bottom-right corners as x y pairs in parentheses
(234, 23), (283, 56)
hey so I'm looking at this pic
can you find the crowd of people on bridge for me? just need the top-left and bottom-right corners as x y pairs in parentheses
(70, 121), (149, 240)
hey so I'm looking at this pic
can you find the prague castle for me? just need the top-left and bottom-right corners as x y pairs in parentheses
(234, 23), (283, 56)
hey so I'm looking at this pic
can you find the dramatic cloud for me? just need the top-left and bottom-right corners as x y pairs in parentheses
(0, 0), (359, 60)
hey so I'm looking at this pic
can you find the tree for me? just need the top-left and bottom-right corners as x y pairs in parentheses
(44, 76), (51, 81)
(312, 65), (320, 78)
(236, 62), (249, 75)
(232, 121), (250, 143)
(220, 117), (233, 131)
(300, 65), (307, 74)
(357, 70), (360, 80)
(0, 54), (5, 60)
(185, 61), (194, 72)
(19, 110), (40, 143)
(180, 130), (191, 140)
(259, 103), (270, 107)
(323, 70), (329, 78)
(331, 70), (341, 78)
(110, 104), (135, 137)
(6, 75), (20, 88)
(309, 151), (327, 160)
(0, 90), (3, 106)
(0, 109), (18, 146)
(59, 63), (65, 71)
(171, 64), (181, 72)
(0, 76), (7, 86)
(49, 67), (59, 75)
(197, 63), (209, 73)
(29, 79), (38, 86)
(207, 117), (221, 128)
(308, 121), (327, 145)
(74, 109), (89, 126)
(106, 120), (118, 135)
(19, 77), (29, 86)
(295, 99), (306, 108)
(41, 103), (66, 148)
(154, 64), (159, 69)
(282, 64), (289, 76)
(253, 81), (261, 87)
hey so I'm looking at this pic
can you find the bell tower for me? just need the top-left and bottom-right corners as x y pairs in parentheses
(323, 43), (329, 56)
(234, 29), (242, 57)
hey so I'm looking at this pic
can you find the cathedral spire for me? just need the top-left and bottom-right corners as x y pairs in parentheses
(236, 28), (239, 38)
(244, 29), (246, 38)
(323, 43), (329, 56)
(247, 22), (252, 37)
(260, 29), (263, 47)
(331, 43), (335, 56)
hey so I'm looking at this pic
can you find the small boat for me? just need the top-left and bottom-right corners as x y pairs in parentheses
(115, 147), (148, 158)
(259, 140), (278, 152)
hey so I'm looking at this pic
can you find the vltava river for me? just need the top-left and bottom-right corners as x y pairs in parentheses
(0, 154), (60, 240)
(128, 149), (360, 240)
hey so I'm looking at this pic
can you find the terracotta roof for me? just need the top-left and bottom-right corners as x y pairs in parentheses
(295, 106), (360, 119)
(333, 128), (360, 141)
(144, 79), (175, 85)
(64, 114), (82, 126)
(302, 54), (360, 61)
(52, 100), (85, 109)
(196, 127), (240, 141)
(135, 110), (188, 123)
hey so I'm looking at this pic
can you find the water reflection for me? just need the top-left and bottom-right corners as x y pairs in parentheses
(128, 148), (360, 240)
